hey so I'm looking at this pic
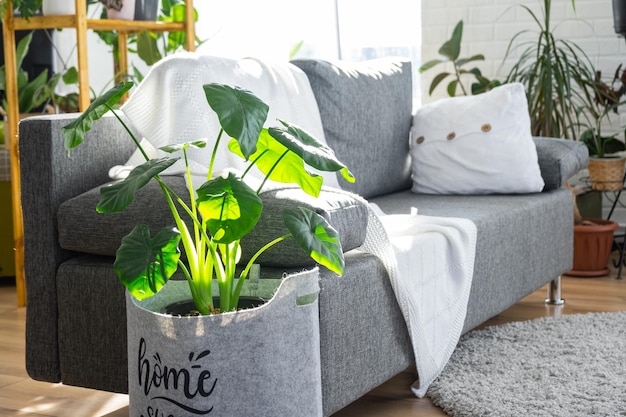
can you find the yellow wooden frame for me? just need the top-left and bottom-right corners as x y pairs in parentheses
(2, 0), (195, 306)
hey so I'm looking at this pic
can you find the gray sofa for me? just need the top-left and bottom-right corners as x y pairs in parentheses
(20, 58), (588, 416)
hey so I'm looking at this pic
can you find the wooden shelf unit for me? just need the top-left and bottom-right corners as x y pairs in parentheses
(1, 0), (196, 306)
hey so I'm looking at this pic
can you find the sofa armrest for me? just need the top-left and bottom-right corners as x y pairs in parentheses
(19, 113), (135, 382)
(533, 137), (589, 191)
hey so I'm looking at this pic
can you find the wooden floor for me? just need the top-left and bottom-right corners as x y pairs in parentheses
(1, 263), (626, 417)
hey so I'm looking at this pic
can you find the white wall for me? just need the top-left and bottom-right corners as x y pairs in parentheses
(420, 0), (625, 103)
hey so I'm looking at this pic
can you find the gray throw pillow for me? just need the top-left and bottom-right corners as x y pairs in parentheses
(292, 58), (413, 199)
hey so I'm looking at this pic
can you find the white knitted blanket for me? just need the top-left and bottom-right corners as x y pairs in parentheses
(366, 205), (477, 397)
(115, 52), (477, 398)
(114, 52), (339, 189)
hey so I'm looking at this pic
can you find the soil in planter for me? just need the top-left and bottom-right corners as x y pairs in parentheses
(165, 297), (266, 316)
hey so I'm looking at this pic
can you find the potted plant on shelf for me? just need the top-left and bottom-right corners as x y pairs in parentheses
(581, 65), (626, 191)
(62, 81), (354, 416)
(504, 0), (599, 140)
(99, 0), (159, 21)
(418, 20), (501, 97)
(41, 0), (75, 15)
(567, 65), (626, 277)
(0, 32), (52, 116)
(0, 0), (41, 20)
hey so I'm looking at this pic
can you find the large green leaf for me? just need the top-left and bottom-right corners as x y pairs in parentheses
(418, 59), (445, 73)
(196, 172), (263, 244)
(62, 66), (79, 85)
(283, 208), (344, 275)
(62, 82), (134, 153)
(429, 72), (451, 95)
(269, 120), (355, 184)
(137, 30), (162, 66)
(19, 69), (48, 114)
(97, 157), (178, 213)
(15, 32), (33, 77)
(114, 225), (181, 300)
(203, 84), (269, 159)
(456, 54), (485, 67)
(438, 20), (463, 61)
(228, 130), (324, 197)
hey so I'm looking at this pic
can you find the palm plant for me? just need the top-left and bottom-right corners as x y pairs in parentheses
(504, 0), (597, 140)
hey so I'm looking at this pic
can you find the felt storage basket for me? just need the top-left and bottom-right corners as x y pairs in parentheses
(126, 268), (322, 417)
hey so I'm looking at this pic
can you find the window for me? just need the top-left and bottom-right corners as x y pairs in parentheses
(196, 0), (421, 101)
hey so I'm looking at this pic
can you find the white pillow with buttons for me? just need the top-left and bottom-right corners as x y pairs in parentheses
(409, 82), (545, 195)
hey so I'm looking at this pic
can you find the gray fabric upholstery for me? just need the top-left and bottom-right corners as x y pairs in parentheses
(20, 114), (135, 384)
(292, 58), (413, 199)
(318, 252), (413, 415)
(57, 179), (368, 267)
(56, 255), (128, 393)
(533, 137), (589, 190)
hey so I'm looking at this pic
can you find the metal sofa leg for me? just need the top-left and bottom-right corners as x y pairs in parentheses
(545, 276), (565, 305)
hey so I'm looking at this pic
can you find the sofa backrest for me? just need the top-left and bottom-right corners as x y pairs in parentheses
(292, 58), (413, 199)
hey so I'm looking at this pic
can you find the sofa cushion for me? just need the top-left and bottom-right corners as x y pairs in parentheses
(292, 58), (413, 199)
(410, 83), (545, 195)
(57, 176), (368, 267)
(533, 136), (589, 190)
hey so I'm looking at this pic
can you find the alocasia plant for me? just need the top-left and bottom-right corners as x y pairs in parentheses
(62, 81), (354, 314)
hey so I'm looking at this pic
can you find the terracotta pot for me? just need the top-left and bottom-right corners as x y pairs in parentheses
(567, 218), (618, 277)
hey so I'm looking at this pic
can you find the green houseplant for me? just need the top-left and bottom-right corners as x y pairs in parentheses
(418, 20), (500, 97)
(95, 0), (201, 83)
(0, 32), (49, 115)
(579, 65), (626, 192)
(0, 0), (42, 20)
(62, 81), (353, 314)
(504, 0), (598, 140)
(581, 65), (626, 158)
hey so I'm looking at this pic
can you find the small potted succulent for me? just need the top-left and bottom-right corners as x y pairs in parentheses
(62, 81), (354, 416)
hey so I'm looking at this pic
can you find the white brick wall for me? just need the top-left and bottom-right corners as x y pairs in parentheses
(421, 0), (626, 106)
(421, 0), (626, 224)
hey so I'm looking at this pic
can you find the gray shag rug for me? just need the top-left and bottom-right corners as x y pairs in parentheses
(427, 311), (626, 417)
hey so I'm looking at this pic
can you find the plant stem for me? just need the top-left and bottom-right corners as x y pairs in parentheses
(256, 149), (289, 194)
(208, 128), (224, 181)
(233, 234), (291, 303)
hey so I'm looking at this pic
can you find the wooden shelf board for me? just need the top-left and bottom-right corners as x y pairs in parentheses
(11, 16), (185, 33)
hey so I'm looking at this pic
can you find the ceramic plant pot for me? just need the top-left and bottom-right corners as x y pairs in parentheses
(126, 267), (323, 417)
(42, 0), (75, 15)
(133, 0), (159, 20)
(106, 0), (135, 20)
(568, 218), (618, 277)
(106, 0), (159, 21)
